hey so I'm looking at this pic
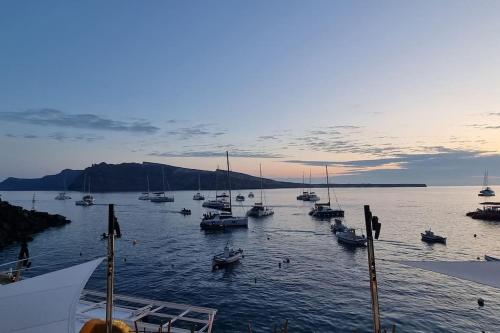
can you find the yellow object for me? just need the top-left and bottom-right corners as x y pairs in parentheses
(79, 319), (131, 333)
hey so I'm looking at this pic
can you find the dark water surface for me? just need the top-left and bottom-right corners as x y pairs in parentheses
(1, 187), (499, 332)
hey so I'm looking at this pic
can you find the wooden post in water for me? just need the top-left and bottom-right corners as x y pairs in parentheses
(364, 205), (381, 333)
(106, 204), (115, 333)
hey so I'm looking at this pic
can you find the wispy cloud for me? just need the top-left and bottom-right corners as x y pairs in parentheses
(164, 123), (227, 139)
(0, 108), (159, 133)
(4, 132), (103, 142)
(149, 149), (284, 159)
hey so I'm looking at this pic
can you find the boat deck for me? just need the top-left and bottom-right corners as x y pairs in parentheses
(77, 290), (216, 333)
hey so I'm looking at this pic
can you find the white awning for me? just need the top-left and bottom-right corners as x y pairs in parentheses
(0, 258), (104, 333)
(399, 260), (500, 289)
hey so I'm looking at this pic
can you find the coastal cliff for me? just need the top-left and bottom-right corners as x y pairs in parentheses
(0, 200), (71, 248)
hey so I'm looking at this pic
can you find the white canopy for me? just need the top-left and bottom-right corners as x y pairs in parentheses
(0, 258), (104, 333)
(399, 260), (500, 289)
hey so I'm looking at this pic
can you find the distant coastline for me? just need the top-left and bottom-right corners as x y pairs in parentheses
(0, 162), (427, 192)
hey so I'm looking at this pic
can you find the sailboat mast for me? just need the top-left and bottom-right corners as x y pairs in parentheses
(309, 169), (312, 193)
(260, 164), (263, 203)
(226, 151), (232, 214)
(198, 174), (201, 191)
(161, 167), (166, 192)
(326, 165), (331, 206)
(88, 176), (91, 194)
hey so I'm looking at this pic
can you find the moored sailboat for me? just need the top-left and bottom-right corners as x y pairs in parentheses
(200, 152), (248, 230)
(246, 164), (274, 218)
(479, 170), (495, 197)
(150, 167), (174, 202)
(193, 174), (205, 200)
(309, 165), (344, 219)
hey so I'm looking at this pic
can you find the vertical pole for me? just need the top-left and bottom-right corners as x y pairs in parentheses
(364, 205), (381, 333)
(226, 151), (232, 214)
(106, 204), (115, 333)
(326, 165), (331, 206)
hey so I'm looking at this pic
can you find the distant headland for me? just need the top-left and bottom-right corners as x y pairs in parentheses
(0, 162), (427, 192)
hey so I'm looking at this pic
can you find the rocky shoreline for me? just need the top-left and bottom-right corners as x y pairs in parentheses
(0, 200), (71, 248)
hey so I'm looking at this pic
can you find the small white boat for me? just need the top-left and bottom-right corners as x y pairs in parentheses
(297, 191), (309, 200)
(236, 194), (245, 201)
(485, 254), (500, 261)
(336, 228), (367, 247)
(55, 192), (71, 200)
(421, 229), (446, 244)
(331, 218), (347, 233)
(202, 199), (230, 211)
(248, 192), (254, 198)
(212, 244), (243, 269)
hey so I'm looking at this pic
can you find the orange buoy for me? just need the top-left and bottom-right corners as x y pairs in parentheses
(79, 319), (131, 333)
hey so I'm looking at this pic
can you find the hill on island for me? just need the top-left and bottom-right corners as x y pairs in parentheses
(0, 162), (426, 192)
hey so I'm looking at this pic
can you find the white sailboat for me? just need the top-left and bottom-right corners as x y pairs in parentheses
(479, 169), (495, 197)
(193, 174), (205, 200)
(246, 164), (274, 218)
(138, 176), (151, 200)
(55, 178), (71, 200)
(304, 170), (320, 202)
(150, 167), (174, 202)
(201, 152), (248, 230)
(75, 175), (95, 206)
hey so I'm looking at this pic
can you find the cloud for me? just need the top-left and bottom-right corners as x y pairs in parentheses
(164, 123), (227, 139)
(284, 148), (500, 185)
(149, 149), (284, 159)
(49, 132), (104, 142)
(0, 108), (159, 133)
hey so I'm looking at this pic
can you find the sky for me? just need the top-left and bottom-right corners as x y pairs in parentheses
(1, 0), (500, 185)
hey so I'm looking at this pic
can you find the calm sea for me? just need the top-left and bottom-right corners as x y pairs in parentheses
(1, 187), (499, 332)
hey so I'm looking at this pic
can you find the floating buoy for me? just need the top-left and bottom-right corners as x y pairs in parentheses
(132, 240), (137, 245)
(123, 258), (127, 262)
(478, 298), (485, 307)
(254, 277), (257, 284)
(474, 234), (477, 238)
(284, 258), (290, 263)
(279, 262), (281, 268)
(477, 257), (481, 260)
(267, 237), (270, 240)
(79, 252), (82, 256)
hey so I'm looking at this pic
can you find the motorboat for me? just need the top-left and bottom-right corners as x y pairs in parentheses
(336, 228), (367, 247)
(248, 192), (254, 198)
(180, 208), (191, 215)
(150, 192), (174, 203)
(485, 254), (500, 261)
(236, 194), (245, 201)
(479, 170), (495, 197)
(331, 218), (347, 233)
(212, 244), (244, 269)
(193, 174), (205, 200)
(55, 192), (71, 200)
(421, 229), (446, 244)
(200, 212), (248, 230)
(75, 194), (95, 206)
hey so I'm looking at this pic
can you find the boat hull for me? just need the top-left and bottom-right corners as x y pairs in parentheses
(421, 234), (446, 244)
(200, 216), (248, 230)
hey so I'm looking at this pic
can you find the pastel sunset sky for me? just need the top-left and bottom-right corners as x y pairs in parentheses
(1, 1), (500, 185)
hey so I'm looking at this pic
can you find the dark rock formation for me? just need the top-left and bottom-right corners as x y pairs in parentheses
(0, 201), (71, 248)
